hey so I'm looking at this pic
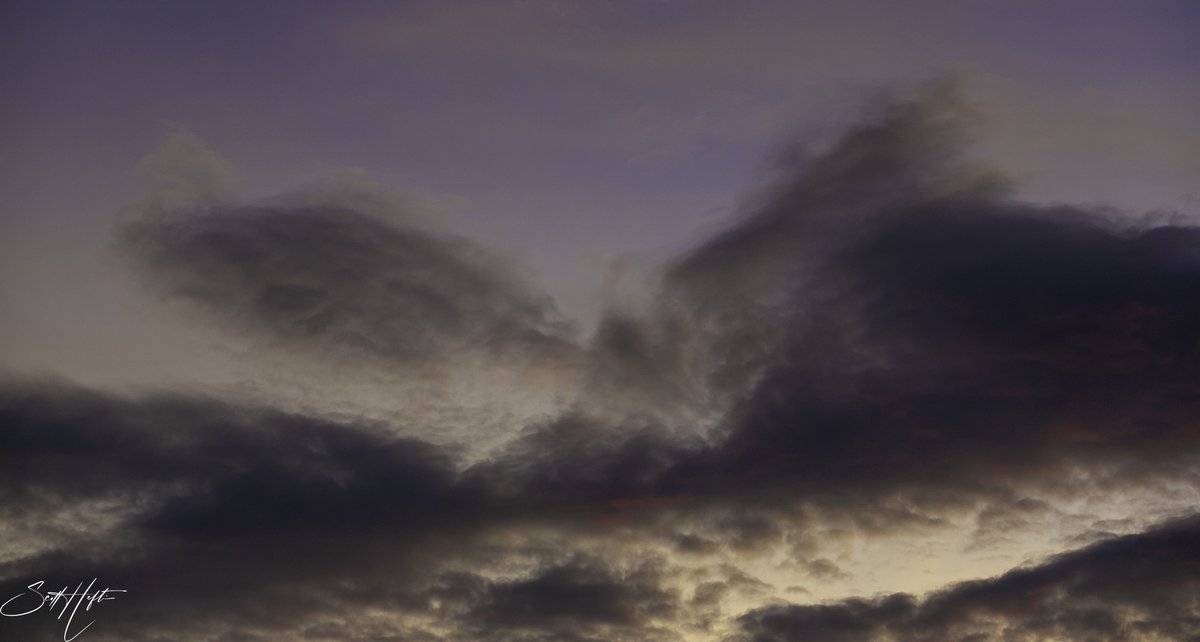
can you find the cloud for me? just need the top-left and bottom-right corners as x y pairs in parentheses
(0, 382), (695, 641)
(468, 81), (1200, 605)
(120, 143), (577, 370)
(8, 82), (1200, 640)
(573, 82), (1006, 429)
(115, 133), (588, 457)
(0, 383), (475, 638)
(544, 85), (1200, 531)
(465, 560), (679, 641)
(734, 515), (1200, 642)
(134, 124), (235, 213)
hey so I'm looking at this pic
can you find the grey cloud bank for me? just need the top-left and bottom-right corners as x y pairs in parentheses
(5, 83), (1200, 640)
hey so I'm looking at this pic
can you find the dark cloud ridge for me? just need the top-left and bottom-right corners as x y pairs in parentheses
(735, 515), (1200, 642)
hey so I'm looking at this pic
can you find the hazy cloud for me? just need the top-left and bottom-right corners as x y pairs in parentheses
(121, 195), (576, 368)
(736, 515), (1200, 642)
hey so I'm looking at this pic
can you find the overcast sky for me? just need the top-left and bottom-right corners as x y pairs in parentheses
(3, 2), (1200, 641)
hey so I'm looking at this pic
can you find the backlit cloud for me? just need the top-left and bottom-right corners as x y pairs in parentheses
(6, 82), (1200, 640)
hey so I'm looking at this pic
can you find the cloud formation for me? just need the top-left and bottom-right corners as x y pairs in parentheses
(121, 156), (575, 368)
(6, 84), (1200, 641)
(735, 515), (1200, 642)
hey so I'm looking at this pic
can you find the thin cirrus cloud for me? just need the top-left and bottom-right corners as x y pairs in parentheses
(4, 83), (1200, 641)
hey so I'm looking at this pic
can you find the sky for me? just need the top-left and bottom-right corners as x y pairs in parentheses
(2, 1), (1200, 641)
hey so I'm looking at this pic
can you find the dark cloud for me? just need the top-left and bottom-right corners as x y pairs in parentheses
(0, 385), (673, 641)
(648, 196), (1200, 530)
(120, 202), (575, 366)
(8, 83), (1200, 640)
(666, 81), (1002, 303)
(0, 383), (462, 528)
(647, 83), (1007, 399)
(737, 594), (917, 642)
(558, 84), (1200, 530)
(734, 515), (1200, 642)
(0, 383), (488, 640)
(465, 560), (679, 640)
(465, 413), (689, 505)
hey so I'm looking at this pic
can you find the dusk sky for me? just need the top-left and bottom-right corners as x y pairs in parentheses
(3, 2), (1200, 641)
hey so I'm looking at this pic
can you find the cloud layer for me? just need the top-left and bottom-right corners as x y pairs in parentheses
(5, 85), (1200, 641)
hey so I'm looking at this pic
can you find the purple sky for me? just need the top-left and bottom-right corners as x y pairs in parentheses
(4, 1), (1198, 387)
(3, 3), (1200, 641)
